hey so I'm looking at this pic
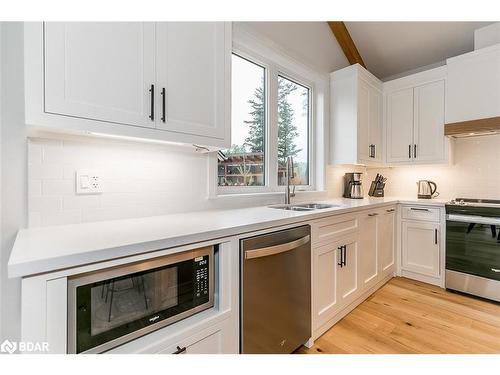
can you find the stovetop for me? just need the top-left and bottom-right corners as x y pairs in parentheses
(446, 198), (500, 217)
(447, 198), (500, 207)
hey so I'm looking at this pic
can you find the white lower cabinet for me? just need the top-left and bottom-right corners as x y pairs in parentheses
(377, 208), (396, 279)
(358, 212), (379, 290)
(312, 206), (396, 337)
(156, 318), (233, 354)
(401, 221), (440, 278)
(400, 204), (443, 286)
(313, 240), (341, 329)
(336, 235), (360, 308)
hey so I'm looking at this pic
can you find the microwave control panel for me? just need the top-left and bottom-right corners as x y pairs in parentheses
(194, 255), (210, 302)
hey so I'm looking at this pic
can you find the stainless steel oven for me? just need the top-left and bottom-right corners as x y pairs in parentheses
(68, 247), (214, 353)
(445, 199), (500, 302)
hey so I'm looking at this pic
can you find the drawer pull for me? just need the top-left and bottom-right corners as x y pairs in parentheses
(386, 208), (395, 213)
(368, 213), (379, 217)
(410, 208), (430, 212)
(173, 345), (186, 354)
(491, 268), (500, 273)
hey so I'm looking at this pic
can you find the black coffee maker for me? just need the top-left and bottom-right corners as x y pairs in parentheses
(343, 173), (364, 199)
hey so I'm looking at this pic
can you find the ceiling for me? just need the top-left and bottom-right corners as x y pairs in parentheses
(345, 22), (494, 80)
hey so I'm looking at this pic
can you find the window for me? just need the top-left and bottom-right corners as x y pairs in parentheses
(218, 54), (266, 187)
(217, 51), (314, 193)
(277, 76), (310, 186)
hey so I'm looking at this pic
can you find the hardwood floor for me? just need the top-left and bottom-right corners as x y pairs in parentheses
(298, 277), (500, 354)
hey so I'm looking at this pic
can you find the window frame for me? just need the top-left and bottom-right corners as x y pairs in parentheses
(210, 33), (325, 198)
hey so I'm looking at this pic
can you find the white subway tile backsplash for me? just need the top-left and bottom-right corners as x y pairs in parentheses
(28, 136), (212, 227)
(42, 180), (75, 196)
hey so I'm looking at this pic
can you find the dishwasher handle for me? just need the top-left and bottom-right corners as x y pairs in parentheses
(244, 235), (310, 260)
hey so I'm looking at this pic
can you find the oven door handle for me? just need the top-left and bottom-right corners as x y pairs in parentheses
(244, 235), (310, 259)
(447, 214), (500, 226)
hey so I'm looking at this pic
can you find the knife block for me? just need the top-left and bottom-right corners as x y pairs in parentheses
(368, 181), (385, 197)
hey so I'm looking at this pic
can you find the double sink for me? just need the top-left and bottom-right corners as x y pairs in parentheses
(269, 202), (341, 212)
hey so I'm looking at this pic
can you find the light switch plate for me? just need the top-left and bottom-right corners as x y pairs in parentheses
(76, 170), (102, 195)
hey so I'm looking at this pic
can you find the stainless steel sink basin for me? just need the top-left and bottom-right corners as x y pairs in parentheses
(293, 203), (339, 209)
(269, 203), (340, 211)
(268, 204), (314, 211)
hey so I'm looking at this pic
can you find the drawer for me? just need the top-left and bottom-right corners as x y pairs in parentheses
(312, 213), (358, 246)
(401, 205), (440, 222)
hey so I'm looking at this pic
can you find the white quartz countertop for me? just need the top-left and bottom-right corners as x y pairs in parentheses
(8, 197), (447, 278)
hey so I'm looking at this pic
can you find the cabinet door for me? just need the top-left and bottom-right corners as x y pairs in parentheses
(446, 46), (500, 123)
(414, 80), (445, 162)
(386, 88), (414, 163)
(357, 81), (371, 162)
(378, 208), (396, 279)
(368, 84), (383, 162)
(358, 212), (378, 291)
(337, 236), (360, 307)
(313, 242), (340, 330)
(402, 221), (440, 277)
(44, 22), (155, 128)
(155, 22), (229, 139)
(357, 80), (382, 163)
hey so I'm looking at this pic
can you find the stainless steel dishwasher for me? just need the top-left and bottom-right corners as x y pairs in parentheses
(240, 225), (311, 354)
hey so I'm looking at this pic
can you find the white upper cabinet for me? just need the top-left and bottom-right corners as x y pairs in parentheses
(44, 23), (156, 128)
(330, 64), (383, 165)
(446, 44), (500, 124)
(384, 66), (447, 165)
(24, 22), (231, 149)
(414, 80), (445, 162)
(386, 87), (414, 162)
(155, 23), (229, 139)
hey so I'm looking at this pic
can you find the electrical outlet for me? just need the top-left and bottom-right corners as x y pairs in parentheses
(76, 170), (103, 195)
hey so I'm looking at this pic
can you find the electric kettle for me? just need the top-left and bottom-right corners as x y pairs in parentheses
(417, 180), (439, 199)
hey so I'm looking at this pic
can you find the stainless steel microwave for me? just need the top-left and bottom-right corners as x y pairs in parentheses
(67, 246), (214, 353)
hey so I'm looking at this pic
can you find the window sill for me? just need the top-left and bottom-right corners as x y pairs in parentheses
(210, 189), (328, 201)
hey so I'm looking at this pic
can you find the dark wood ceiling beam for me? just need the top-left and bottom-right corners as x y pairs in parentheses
(328, 21), (366, 68)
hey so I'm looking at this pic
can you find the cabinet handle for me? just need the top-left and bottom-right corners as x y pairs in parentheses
(410, 207), (430, 212)
(386, 208), (395, 212)
(373, 144), (376, 158)
(173, 345), (186, 354)
(414, 144), (417, 159)
(161, 87), (166, 123)
(408, 145), (412, 159)
(149, 84), (155, 121)
(342, 245), (347, 267)
(368, 213), (379, 217)
(337, 246), (343, 268)
(434, 229), (438, 245)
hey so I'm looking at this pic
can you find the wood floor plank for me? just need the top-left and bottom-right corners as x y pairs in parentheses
(298, 277), (500, 354)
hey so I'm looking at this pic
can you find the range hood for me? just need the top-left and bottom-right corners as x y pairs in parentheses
(444, 116), (500, 138)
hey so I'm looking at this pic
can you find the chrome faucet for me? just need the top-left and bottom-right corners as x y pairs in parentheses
(285, 156), (296, 205)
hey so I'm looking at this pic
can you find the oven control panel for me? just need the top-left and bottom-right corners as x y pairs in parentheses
(194, 255), (210, 302)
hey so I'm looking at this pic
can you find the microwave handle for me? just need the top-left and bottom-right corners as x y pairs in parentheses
(244, 235), (310, 260)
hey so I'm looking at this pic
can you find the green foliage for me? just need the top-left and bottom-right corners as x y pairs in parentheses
(277, 77), (302, 166)
(243, 77), (302, 165)
(225, 144), (247, 155)
(243, 85), (265, 153)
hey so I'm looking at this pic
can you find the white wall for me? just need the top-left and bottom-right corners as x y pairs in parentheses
(234, 22), (348, 75)
(1, 22), (26, 342)
(326, 135), (500, 200)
